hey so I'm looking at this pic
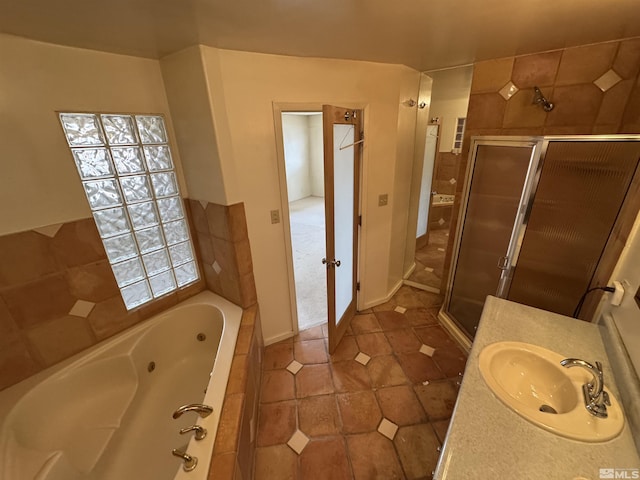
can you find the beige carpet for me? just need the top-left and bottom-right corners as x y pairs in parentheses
(289, 196), (328, 330)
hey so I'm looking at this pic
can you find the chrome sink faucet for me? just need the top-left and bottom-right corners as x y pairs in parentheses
(172, 403), (213, 419)
(560, 358), (611, 418)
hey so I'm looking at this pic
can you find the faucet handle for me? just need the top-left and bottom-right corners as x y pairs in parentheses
(180, 425), (207, 440)
(602, 390), (611, 407)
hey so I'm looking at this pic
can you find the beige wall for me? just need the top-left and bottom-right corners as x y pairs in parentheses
(198, 47), (420, 342)
(0, 33), (185, 235)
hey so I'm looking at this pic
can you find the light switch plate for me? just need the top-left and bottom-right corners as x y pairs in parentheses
(378, 194), (388, 206)
(270, 210), (280, 224)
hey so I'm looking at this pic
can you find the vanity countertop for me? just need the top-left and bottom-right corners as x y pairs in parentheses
(434, 296), (640, 480)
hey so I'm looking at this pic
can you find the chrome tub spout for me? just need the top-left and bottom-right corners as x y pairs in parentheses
(172, 403), (213, 419)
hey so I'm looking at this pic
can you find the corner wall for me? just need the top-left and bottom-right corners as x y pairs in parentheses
(199, 47), (420, 343)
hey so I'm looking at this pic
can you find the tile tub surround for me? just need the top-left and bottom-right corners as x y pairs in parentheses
(187, 200), (257, 309)
(254, 286), (467, 479)
(0, 216), (206, 390)
(209, 304), (263, 480)
(434, 297), (640, 480)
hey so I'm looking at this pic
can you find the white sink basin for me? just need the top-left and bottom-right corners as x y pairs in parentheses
(478, 341), (624, 442)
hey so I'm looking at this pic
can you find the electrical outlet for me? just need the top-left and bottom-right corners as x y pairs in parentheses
(270, 209), (280, 224)
(378, 194), (388, 206)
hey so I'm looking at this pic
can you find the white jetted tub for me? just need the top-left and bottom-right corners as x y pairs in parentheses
(0, 291), (242, 480)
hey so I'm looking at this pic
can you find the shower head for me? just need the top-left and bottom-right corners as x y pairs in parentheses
(532, 86), (554, 112)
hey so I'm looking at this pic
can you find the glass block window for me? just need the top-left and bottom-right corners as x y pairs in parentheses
(59, 113), (199, 310)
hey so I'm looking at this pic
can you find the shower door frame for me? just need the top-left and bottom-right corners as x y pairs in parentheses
(441, 134), (640, 347)
(440, 136), (544, 347)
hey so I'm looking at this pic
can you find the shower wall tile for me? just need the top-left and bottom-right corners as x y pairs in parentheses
(188, 199), (257, 309)
(465, 93), (506, 129)
(0, 210), (205, 390)
(614, 38), (640, 79)
(596, 79), (636, 126)
(470, 57), (514, 94)
(442, 37), (640, 297)
(511, 51), (562, 88)
(555, 42), (618, 86)
(545, 84), (603, 126)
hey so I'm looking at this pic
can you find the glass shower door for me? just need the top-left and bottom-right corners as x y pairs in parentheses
(446, 141), (537, 338)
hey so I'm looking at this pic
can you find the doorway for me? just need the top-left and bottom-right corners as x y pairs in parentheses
(281, 112), (327, 331)
(275, 105), (363, 352)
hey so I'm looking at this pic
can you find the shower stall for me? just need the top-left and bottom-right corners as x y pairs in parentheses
(443, 135), (640, 341)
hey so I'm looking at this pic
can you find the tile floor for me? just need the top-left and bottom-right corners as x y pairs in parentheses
(407, 230), (448, 290)
(254, 285), (467, 479)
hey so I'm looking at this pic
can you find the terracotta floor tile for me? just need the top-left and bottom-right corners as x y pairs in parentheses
(384, 328), (422, 354)
(432, 418), (451, 444)
(371, 299), (397, 312)
(257, 400), (297, 447)
(296, 364), (334, 398)
(414, 380), (459, 420)
(298, 394), (341, 437)
(376, 385), (428, 426)
(346, 432), (404, 479)
(433, 345), (468, 378)
(254, 444), (297, 480)
(405, 307), (439, 326)
(414, 289), (444, 308)
(260, 369), (295, 403)
(374, 310), (412, 330)
(263, 342), (294, 370)
(394, 424), (441, 479)
(413, 325), (458, 349)
(336, 390), (382, 434)
(355, 332), (392, 357)
(367, 355), (409, 388)
(330, 335), (360, 362)
(393, 286), (430, 309)
(396, 352), (445, 384)
(299, 436), (353, 480)
(331, 360), (372, 392)
(295, 325), (325, 341)
(350, 313), (382, 334)
(295, 339), (328, 364)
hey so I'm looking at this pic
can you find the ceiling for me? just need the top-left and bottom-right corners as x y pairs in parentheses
(1, 0), (639, 71)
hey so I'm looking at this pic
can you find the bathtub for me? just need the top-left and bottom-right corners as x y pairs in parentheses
(0, 290), (242, 480)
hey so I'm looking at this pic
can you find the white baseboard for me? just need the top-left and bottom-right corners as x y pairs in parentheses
(403, 262), (416, 280)
(264, 331), (295, 347)
(360, 278), (404, 310)
(403, 279), (440, 294)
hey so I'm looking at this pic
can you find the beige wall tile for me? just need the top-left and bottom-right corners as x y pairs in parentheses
(51, 218), (106, 268)
(470, 57), (514, 94)
(0, 333), (40, 390)
(596, 79), (635, 126)
(0, 231), (59, 287)
(26, 315), (95, 366)
(0, 296), (18, 337)
(227, 203), (249, 242)
(503, 89), (549, 128)
(545, 84), (603, 126)
(512, 51), (562, 88)
(66, 260), (119, 302)
(2, 273), (76, 329)
(212, 238), (240, 279)
(214, 393), (244, 454)
(208, 453), (236, 480)
(621, 82), (640, 130)
(556, 42), (618, 86)
(465, 94), (506, 129)
(613, 38), (640, 79)
(88, 295), (140, 340)
(234, 238), (254, 276)
(239, 271), (257, 308)
(187, 199), (210, 234)
(194, 231), (216, 265)
(137, 292), (179, 318)
(206, 202), (230, 240)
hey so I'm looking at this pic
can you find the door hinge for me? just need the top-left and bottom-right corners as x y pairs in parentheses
(360, 131), (364, 141)
(358, 215), (362, 226)
(356, 282), (360, 291)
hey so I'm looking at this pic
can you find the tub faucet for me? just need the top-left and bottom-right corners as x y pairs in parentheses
(180, 424), (207, 440)
(560, 358), (611, 418)
(172, 448), (198, 472)
(172, 403), (213, 419)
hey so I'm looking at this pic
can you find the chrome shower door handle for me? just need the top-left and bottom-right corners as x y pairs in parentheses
(497, 256), (509, 270)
